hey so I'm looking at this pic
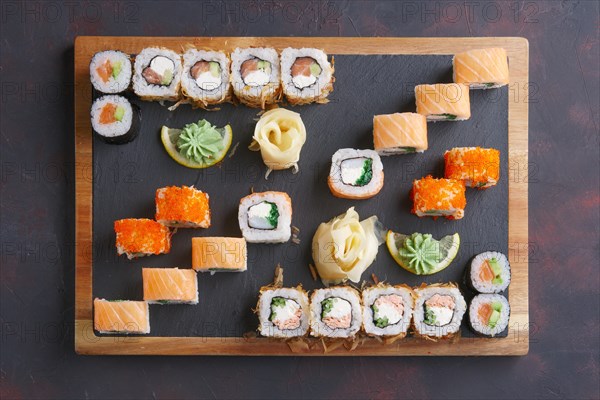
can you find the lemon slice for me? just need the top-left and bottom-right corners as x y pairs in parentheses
(161, 124), (232, 169)
(386, 230), (460, 275)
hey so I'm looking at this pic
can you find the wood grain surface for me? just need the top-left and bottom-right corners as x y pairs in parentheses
(75, 36), (528, 356)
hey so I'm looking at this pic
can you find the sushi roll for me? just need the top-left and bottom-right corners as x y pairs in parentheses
(132, 47), (182, 101)
(309, 287), (362, 339)
(238, 191), (292, 243)
(90, 50), (132, 94)
(181, 49), (231, 107)
(362, 284), (414, 338)
(257, 286), (310, 338)
(453, 48), (509, 89)
(231, 47), (281, 108)
(114, 218), (171, 259)
(415, 83), (471, 121)
(468, 251), (511, 293)
(328, 148), (384, 200)
(412, 283), (466, 340)
(155, 185), (211, 228)
(191, 237), (247, 273)
(94, 298), (150, 334)
(411, 176), (466, 220)
(469, 294), (510, 336)
(142, 268), (198, 304)
(90, 95), (140, 144)
(373, 112), (428, 155)
(280, 47), (334, 105)
(444, 147), (500, 189)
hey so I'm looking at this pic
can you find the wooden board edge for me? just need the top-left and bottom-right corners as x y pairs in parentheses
(74, 319), (529, 356)
(74, 37), (529, 356)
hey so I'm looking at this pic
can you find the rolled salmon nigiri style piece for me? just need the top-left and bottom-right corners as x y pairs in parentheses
(373, 112), (428, 155)
(415, 83), (471, 121)
(142, 268), (198, 304)
(94, 298), (150, 334)
(192, 237), (247, 273)
(453, 48), (509, 89)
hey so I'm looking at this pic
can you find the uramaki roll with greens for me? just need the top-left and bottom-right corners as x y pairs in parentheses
(181, 49), (231, 107)
(133, 47), (182, 101)
(309, 287), (362, 339)
(362, 284), (414, 338)
(257, 286), (310, 338)
(238, 191), (292, 244)
(280, 47), (334, 105)
(231, 47), (281, 108)
(412, 283), (466, 340)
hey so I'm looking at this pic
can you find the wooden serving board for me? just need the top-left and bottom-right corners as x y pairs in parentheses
(74, 36), (529, 356)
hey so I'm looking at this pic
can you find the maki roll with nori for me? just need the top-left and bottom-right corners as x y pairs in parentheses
(468, 251), (511, 293)
(90, 50), (132, 94)
(412, 283), (466, 340)
(328, 148), (384, 200)
(133, 47), (182, 101)
(469, 294), (510, 336)
(181, 49), (231, 108)
(91, 95), (140, 144)
(362, 284), (414, 338)
(238, 191), (292, 243)
(257, 286), (309, 338)
(231, 47), (281, 108)
(280, 47), (334, 105)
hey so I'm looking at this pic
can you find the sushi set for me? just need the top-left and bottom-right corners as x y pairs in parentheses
(74, 37), (529, 356)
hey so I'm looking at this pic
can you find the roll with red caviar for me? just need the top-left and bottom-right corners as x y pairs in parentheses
(114, 218), (171, 259)
(410, 176), (466, 220)
(444, 147), (500, 189)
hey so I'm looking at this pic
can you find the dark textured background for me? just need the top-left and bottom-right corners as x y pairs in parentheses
(93, 55), (508, 338)
(1, 1), (598, 399)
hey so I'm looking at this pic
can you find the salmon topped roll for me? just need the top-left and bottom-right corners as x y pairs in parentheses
(192, 237), (247, 273)
(411, 176), (466, 220)
(373, 112), (428, 155)
(444, 147), (500, 189)
(155, 185), (211, 228)
(142, 268), (198, 304)
(453, 48), (509, 89)
(415, 83), (471, 121)
(94, 298), (150, 334)
(114, 218), (171, 259)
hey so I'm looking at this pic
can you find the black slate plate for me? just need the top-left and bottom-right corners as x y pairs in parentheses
(92, 55), (508, 338)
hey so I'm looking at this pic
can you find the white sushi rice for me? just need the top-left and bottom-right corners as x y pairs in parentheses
(90, 50), (132, 94)
(413, 285), (466, 339)
(362, 285), (414, 337)
(329, 149), (384, 198)
(310, 287), (362, 338)
(238, 192), (292, 243)
(470, 251), (511, 293)
(258, 287), (310, 338)
(231, 47), (280, 106)
(90, 95), (133, 138)
(280, 47), (333, 104)
(132, 47), (182, 101)
(469, 294), (510, 336)
(181, 49), (231, 106)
